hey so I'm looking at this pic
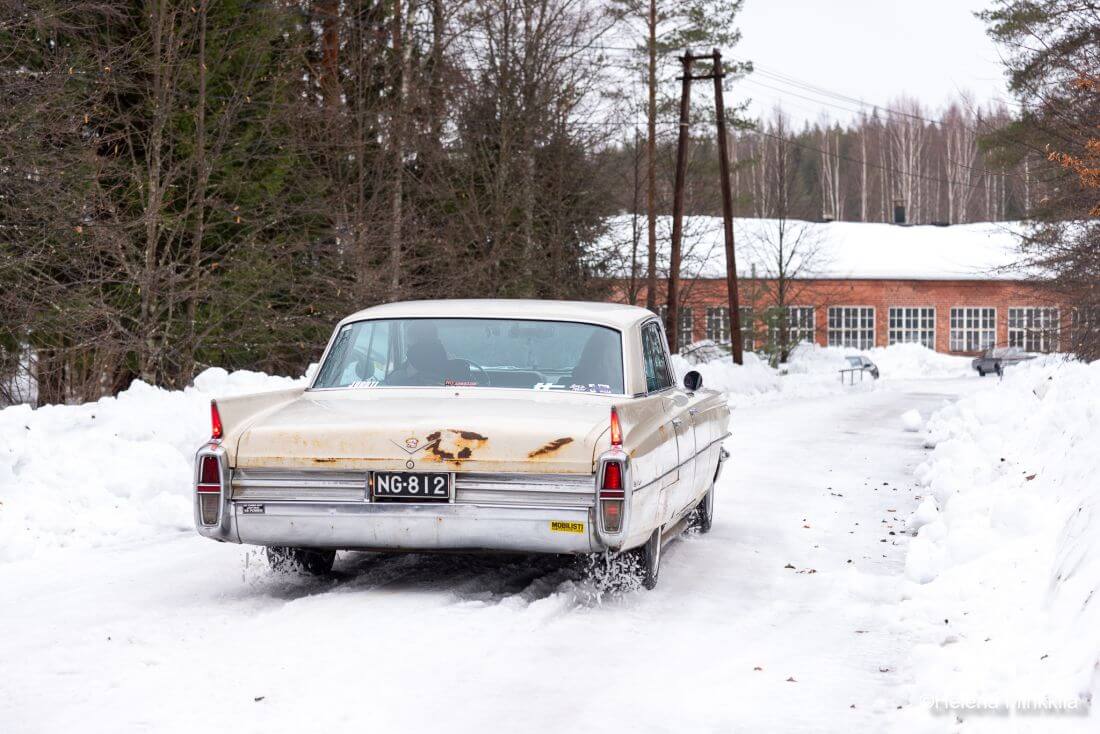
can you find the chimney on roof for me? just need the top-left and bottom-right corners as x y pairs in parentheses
(893, 199), (907, 225)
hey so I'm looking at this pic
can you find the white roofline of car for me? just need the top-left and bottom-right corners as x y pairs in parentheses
(338, 299), (657, 331)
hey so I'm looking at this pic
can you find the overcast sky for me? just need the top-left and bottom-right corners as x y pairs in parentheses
(731, 0), (1011, 123)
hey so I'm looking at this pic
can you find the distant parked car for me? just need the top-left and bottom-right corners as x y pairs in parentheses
(972, 346), (1035, 377)
(844, 355), (880, 380)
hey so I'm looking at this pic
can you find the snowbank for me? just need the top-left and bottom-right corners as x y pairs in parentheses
(899, 357), (1100, 723)
(672, 342), (973, 408)
(0, 369), (304, 562)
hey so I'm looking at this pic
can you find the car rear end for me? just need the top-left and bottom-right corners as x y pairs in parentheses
(193, 305), (657, 557)
(194, 457), (602, 554)
(193, 386), (629, 556)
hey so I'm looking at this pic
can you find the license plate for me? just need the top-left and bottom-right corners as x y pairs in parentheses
(371, 472), (452, 502)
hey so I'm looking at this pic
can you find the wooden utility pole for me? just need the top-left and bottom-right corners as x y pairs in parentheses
(666, 53), (694, 352)
(665, 49), (744, 363)
(645, 0), (658, 313)
(711, 49), (743, 364)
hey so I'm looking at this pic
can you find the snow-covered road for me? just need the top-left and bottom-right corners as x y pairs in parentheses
(0, 379), (986, 733)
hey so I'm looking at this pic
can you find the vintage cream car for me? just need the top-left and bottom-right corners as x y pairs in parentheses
(195, 300), (730, 588)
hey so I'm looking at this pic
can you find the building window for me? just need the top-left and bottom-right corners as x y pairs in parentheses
(1071, 307), (1098, 353)
(949, 307), (996, 352)
(658, 305), (694, 350)
(706, 306), (754, 351)
(739, 307), (754, 351)
(705, 306), (727, 343)
(769, 306), (815, 348)
(1008, 307), (1059, 352)
(888, 307), (935, 349)
(827, 306), (875, 349)
(789, 307), (815, 345)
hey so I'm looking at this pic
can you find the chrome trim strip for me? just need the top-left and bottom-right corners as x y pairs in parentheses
(230, 469), (596, 507)
(454, 473), (595, 508)
(631, 432), (731, 494)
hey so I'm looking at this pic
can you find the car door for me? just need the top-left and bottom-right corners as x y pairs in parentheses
(643, 321), (701, 521)
(638, 322), (682, 510)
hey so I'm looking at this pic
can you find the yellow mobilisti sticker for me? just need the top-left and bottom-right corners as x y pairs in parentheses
(550, 520), (585, 534)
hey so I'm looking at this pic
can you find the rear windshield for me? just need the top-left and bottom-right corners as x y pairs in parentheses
(312, 318), (625, 394)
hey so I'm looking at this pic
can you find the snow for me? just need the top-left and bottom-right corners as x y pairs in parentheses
(894, 357), (1100, 730)
(671, 341), (973, 408)
(900, 409), (923, 432)
(0, 368), (304, 563)
(605, 215), (1027, 280)
(1, 347), (1094, 731)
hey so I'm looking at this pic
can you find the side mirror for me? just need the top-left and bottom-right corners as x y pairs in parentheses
(683, 370), (703, 392)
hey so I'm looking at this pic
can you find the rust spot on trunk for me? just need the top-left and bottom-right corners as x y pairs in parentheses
(528, 437), (574, 458)
(311, 457), (338, 464)
(455, 430), (488, 441)
(423, 429), (488, 462)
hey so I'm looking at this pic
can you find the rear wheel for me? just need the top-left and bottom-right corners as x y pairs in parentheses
(977, 367), (985, 377)
(266, 546), (336, 575)
(693, 484), (715, 534)
(640, 528), (662, 590)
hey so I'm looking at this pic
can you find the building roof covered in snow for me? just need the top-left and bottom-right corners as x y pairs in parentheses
(604, 215), (1030, 281)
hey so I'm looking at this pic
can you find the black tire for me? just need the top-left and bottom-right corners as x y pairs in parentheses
(995, 364), (1003, 377)
(266, 546), (336, 576)
(641, 527), (662, 590)
(690, 488), (717, 534)
(977, 368), (985, 377)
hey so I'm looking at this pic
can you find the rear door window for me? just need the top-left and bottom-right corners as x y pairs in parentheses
(641, 322), (673, 393)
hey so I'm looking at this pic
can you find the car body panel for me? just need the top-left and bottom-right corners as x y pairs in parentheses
(233, 388), (613, 475)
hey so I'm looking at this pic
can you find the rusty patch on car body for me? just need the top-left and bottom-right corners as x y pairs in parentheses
(423, 429), (489, 463)
(528, 437), (574, 458)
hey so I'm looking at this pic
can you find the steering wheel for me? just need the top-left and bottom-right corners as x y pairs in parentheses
(451, 358), (490, 386)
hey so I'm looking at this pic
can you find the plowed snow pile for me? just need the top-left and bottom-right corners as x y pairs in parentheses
(899, 357), (1100, 726)
(673, 342), (973, 407)
(0, 369), (303, 562)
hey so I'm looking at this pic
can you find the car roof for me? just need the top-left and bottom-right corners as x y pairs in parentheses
(338, 299), (657, 331)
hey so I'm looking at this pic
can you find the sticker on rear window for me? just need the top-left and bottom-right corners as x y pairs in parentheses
(569, 383), (612, 394)
(550, 521), (584, 534)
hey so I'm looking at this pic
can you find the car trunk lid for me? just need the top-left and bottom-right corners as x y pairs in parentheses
(233, 388), (613, 475)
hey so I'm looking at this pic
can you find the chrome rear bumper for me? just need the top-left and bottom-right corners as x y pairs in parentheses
(231, 500), (597, 554)
(194, 454), (601, 554)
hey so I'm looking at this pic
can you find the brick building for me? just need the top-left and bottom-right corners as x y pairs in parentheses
(610, 217), (1064, 355)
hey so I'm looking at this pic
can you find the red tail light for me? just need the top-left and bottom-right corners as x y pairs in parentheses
(599, 459), (625, 533)
(197, 455), (221, 525)
(198, 455), (220, 488)
(601, 461), (623, 492)
(210, 400), (223, 440)
(610, 407), (622, 447)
